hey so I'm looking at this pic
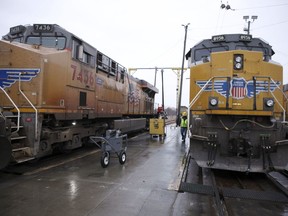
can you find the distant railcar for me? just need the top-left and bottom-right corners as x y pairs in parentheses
(187, 34), (288, 172)
(0, 24), (158, 169)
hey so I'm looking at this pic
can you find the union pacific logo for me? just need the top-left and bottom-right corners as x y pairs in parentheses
(0, 68), (41, 89)
(196, 78), (280, 99)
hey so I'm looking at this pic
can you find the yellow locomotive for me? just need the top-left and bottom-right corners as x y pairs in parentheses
(187, 34), (288, 172)
(0, 24), (158, 169)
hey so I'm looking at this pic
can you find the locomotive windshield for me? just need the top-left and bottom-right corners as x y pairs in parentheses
(2, 24), (67, 50)
(26, 36), (66, 49)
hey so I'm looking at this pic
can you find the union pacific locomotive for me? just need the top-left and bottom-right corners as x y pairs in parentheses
(187, 34), (288, 172)
(0, 24), (158, 169)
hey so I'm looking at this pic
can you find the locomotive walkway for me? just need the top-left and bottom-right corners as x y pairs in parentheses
(0, 125), (203, 216)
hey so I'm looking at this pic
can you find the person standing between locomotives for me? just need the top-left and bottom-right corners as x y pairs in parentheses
(180, 112), (188, 142)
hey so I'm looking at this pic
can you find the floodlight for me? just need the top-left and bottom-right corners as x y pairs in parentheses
(251, 15), (258, 21)
(243, 16), (249, 20)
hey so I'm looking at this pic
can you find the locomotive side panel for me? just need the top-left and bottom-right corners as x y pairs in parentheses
(0, 41), (43, 107)
(42, 51), (69, 109)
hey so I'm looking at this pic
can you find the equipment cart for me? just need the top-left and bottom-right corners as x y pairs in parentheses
(149, 118), (166, 139)
(89, 130), (128, 168)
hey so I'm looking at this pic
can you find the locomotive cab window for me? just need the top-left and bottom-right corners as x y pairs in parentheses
(110, 61), (116, 76)
(97, 52), (110, 73)
(26, 36), (66, 49)
(72, 39), (96, 67)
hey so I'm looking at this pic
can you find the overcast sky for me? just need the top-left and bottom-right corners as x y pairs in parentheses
(1, 0), (288, 108)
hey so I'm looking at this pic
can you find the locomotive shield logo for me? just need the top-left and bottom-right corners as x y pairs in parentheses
(196, 78), (280, 99)
(230, 78), (246, 99)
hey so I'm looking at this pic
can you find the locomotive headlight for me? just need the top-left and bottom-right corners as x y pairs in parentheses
(264, 98), (274, 111)
(210, 98), (218, 106)
(235, 62), (242, 69)
(234, 54), (243, 70)
(235, 56), (242, 63)
(266, 99), (274, 107)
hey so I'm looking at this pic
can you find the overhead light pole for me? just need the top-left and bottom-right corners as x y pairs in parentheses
(176, 23), (189, 126)
(243, 15), (258, 35)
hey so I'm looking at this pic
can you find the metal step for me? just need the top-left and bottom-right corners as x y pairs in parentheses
(12, 147), (31, 152)
(14, 156), (35, 163)
(4, 115), (18, 118)
(267, 171), (288, 196)
(11, 136), (27, 141)
(12, 147), (34, 163)
(2, 106), (14, 111)
(10, 125), (24, 129)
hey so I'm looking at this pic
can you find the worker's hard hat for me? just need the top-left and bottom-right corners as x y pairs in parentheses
(182, 111), (187, 116)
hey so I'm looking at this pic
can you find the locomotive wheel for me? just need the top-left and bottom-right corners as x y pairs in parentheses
(119, 150), (126, 165)
(101, 152), (110, 168)
(0, 136), (12, 169)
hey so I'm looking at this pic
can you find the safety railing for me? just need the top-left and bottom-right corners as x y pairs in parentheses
(18, 72), (38, 140)
(187, 76), (228, 138)
(0, 86), (21, 134)
(253, 76), (288, 122)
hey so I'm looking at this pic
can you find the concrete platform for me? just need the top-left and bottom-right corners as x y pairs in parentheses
(0, 125), (204, 216)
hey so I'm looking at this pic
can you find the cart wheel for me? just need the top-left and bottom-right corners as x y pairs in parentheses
(119, 151), (126, 165)
(101, 152), (110, 168)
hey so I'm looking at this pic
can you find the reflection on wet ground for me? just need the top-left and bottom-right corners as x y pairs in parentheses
(0, 125), (287, 215)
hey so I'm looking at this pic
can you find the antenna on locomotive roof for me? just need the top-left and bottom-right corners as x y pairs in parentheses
(243, 15), (258, 35)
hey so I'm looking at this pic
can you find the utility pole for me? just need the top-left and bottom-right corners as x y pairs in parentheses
(161, 69), (164, 111)
(176, 23), (189, 126)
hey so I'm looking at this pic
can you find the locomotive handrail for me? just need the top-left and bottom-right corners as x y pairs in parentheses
(253, 76), (287, 122)
(18, 73), (38, 141)
(0, 86), (21, 134)
(271, 78), (287, 122)
(188, 76), (229, 138)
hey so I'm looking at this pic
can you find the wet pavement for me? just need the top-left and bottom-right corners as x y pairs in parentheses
(1, 124), (288, 216)
(0, 125), (198, 216)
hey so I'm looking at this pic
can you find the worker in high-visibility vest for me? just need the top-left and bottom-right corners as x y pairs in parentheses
(180, 112), (188, 142)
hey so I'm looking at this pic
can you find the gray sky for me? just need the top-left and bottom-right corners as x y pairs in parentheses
(1, 0), (288, 108)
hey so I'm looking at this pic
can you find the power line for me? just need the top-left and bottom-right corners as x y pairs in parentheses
(235, 3), (288, 11)
(254, 20), (288, 30)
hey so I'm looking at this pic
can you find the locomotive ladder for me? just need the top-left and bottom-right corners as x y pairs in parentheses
(0, 71), (39, 163)
(0, 86), (21, 134)
(17, 72), (38, 140)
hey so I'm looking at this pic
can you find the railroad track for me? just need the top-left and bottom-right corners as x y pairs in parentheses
(179, 154), (288, 216)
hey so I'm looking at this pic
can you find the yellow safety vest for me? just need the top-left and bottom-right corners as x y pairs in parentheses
(181, 118), (187, 128)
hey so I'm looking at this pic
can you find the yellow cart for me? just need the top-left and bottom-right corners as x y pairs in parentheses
(149, 118), (166, 139)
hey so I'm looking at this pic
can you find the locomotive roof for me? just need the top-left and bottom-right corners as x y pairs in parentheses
(1, 24), (159, 94)
(186, 33), (275, 64)
(2, 24), (97, 55)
